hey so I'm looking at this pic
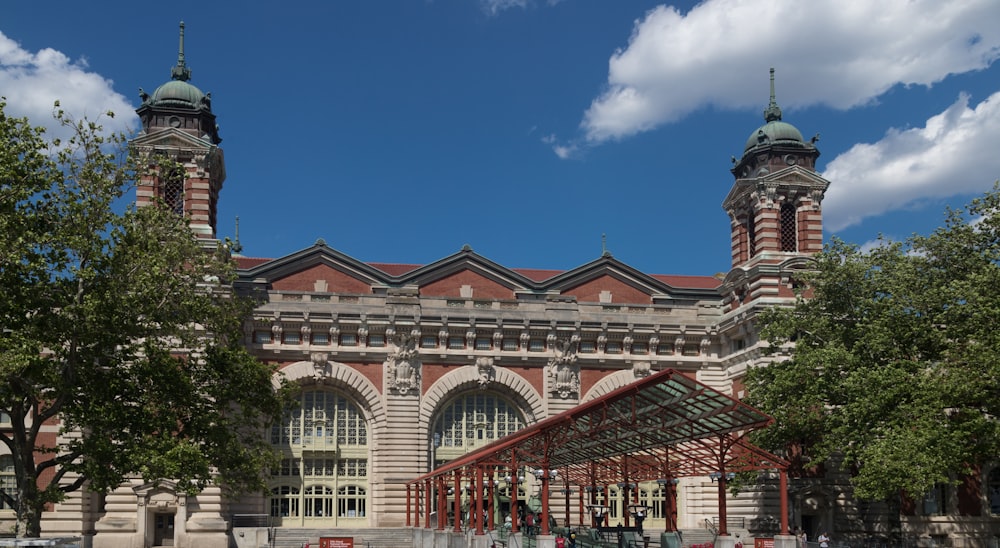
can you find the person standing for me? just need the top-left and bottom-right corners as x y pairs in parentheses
(818, 531), (830, 548)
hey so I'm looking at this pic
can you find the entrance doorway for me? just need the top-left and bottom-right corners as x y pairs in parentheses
(153, 513), (175, 546)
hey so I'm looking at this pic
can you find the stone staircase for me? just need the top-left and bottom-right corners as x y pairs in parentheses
(675, 527), (754, 548)
(678, 528), (715, 547)
(270, 527), (415, 548)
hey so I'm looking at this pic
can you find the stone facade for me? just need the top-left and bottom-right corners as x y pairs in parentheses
(9, 44), (999, 548)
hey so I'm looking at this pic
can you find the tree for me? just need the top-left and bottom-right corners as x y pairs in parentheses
(0, 100), (287, 537)
(745, 187), (1000, 505)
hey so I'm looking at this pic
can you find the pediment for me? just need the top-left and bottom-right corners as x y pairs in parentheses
(240, 244), (387, 289)
(398, 250), (533, 293)
(131, 127), (214, 150)
(723, 165), (831, 209)
(545, 255), (717, 301)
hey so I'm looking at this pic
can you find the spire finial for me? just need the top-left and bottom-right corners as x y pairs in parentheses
(763, 67), (782, 122)
(171, 21), (192, 82)
(231, 216), (243, 254)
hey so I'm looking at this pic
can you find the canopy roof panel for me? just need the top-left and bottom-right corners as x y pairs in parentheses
(410, 368), (787, 487)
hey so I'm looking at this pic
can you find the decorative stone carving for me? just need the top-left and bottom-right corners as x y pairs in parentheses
(648, 336), (660, 355)
(623, 335), (633, 354)
(547, 338), (580, 399)
(493, 330), (503, 349)
(633, 361), (651, 378)
(466, 329), (476, 348)
(519, 331), (529, 349)
(385, 332), (420, 396)
(675, 336), (685, 355)
(810, 188), (825, 209)
(329, 325), (340, 347)
(476, 356), (494, 390)
(310, 352), (329, 377)
(438, 328), (448, 348)
(701, 336), (711, 355)
(300, 324), (311, 341)
(596, 333), (607, 354)
(271, 323), (282, 341)
(358, 326), (368, 347)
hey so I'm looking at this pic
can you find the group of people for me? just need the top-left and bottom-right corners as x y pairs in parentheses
(795, 528), (831, 547)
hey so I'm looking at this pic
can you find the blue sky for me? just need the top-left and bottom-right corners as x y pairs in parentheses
(3, 0), (999, 277)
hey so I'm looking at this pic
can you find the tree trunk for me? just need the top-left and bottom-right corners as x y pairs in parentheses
(16, 474), (43, 538)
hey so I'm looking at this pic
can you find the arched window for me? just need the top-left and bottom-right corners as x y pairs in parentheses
(649, 486), (665, 519)
(304, 485), (334, 518)
(338, 485), (366, 518)
(608, 486), (622, 520)
(160, 164), (185, 216)
(270, 486), (300, 518)
(780, 202), (797, 252)
(746, 215), (757, 258)
(431, 392), (526, 465)
(0, 456), (15, 510)
(988, 467), (1000, 515)
(271, 391), (367, 448)
(269, 389), (369, 526)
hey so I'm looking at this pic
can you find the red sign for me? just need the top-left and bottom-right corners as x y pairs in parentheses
(754, 539), (774, 548)
(320, 537), (354, 548)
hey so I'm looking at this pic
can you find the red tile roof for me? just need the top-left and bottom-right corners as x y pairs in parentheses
(234, 256), (721, 289)
(234, 257), (272, 269)
(651, 274), (723, 289)
(367, 263), (422, 276)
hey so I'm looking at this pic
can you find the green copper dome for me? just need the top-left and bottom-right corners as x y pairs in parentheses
(744, 120), (804, 152)
(149, 79), (207, 109)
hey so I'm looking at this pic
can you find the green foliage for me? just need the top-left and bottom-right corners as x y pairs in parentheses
(745, 186), (1000, 502)
(0, 100), (287, 536)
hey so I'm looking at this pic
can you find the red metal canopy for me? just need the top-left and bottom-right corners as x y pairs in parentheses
(406, 368), (791, 537)
(411, 368), (787, 485)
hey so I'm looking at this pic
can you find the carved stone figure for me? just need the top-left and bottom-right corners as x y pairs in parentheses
(547, 338), (580, 399)
(311, 352), (329, 377)
(475, 356), (494, 389)
(385, 331), (420, 396)
(633, 361), (651, 378)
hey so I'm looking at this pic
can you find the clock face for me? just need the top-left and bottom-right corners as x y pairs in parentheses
(169, 116), (181, 128)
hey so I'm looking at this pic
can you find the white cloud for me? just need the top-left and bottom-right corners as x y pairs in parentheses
(480, 0), (564, 15)
(0, 32), (137, 141)
(580, 0), (1000, 143)
(822, 92), (1000, 231)
(480, 0), (529, 16)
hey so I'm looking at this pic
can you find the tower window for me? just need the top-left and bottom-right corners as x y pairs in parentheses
(746, 215), (757, 258)
(780, 202), (797, 252)
(162, 165), (185, 216)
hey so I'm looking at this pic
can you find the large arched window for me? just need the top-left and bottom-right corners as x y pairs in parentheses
(269, 389), (369, 526)
(431, 392), (526, 465)
(271, 390), (367, 448)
